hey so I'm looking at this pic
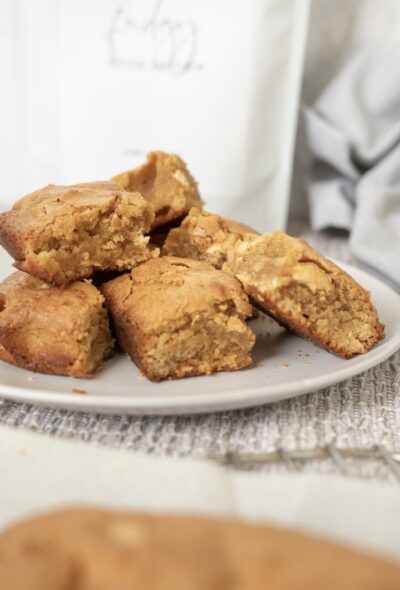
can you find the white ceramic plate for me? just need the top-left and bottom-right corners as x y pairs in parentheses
(0, 249), (399, 415)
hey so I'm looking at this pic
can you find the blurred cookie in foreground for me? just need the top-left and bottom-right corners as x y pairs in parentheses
(163, 207), (258, 269)
(0, 272), (113, 377)
(224, 232), (384, 358)
(0, 182), (155, 286)
(102, 257), (255, 381)
(0, 507), (399, 590)
(112, 151), (203, 230)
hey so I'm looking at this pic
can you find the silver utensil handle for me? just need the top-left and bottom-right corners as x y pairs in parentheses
(209, 446), (400, 482)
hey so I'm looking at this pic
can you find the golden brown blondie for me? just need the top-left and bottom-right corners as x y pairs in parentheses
(162, 207), (258, 269)
(112, 151), (203, 230)
(102, 257), (255, 381)
(0, 182), (155, 286)
(0, 507), (399, 590)
(0, 272), (113, 377)
(224, 232), (384, 358)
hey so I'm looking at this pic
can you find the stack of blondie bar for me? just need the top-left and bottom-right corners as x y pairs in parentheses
(0, 152), (384, 381)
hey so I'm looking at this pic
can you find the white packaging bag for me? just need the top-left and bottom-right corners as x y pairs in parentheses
(0, 0), (310, 231)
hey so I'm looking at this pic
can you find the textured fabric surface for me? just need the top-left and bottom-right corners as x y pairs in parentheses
(0, 232), (399, 481)
(305, 47), (400, 287)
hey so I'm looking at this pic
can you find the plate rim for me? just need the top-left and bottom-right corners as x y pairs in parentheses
(0, 260), (399, 415)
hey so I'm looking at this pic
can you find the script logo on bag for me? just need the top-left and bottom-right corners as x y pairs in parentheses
(107, 0), (201, 75)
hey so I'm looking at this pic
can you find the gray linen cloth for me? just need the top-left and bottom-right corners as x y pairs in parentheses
(305, 47), (400, 287)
